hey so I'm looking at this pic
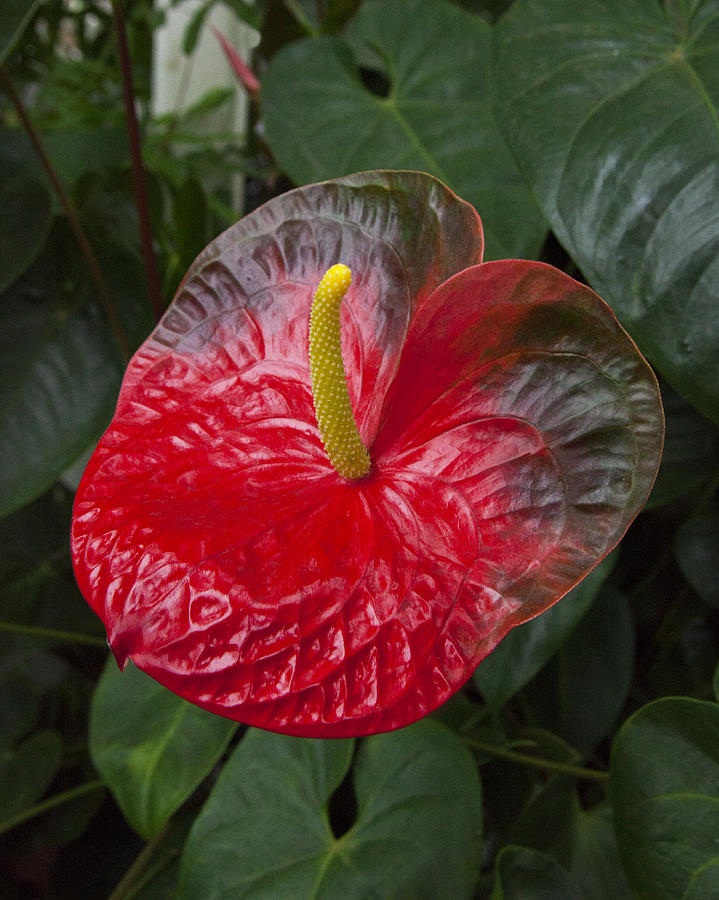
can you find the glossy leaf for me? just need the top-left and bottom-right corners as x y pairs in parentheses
(496, 0), (719, 423)
(674, 514), (719, 608)
(0, 0), (39, 63)
(89, 658), (237, 839)
(611, 697), (719, 899)
(474, 555), (615, 712)
(178, 719), (482, 899)
(261, 0), (546, 259)
(72, 170), (663, 736)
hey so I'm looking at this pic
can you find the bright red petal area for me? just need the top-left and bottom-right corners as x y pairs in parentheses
(72, 172), (490, 736)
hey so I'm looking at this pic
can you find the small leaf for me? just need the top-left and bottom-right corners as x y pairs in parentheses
(474, 555), (615, 712)
(491, 846), (582, 900)
(0, 730), (62, 823)
(674, 514), (719, 608)
(568, 806), (632, 900)
(178, 719), (482, 899)
(261, 0), (546, 259)
(89, 658), (237, 839)
(0, 0), (39, 63)
(611, 697), (719, 899)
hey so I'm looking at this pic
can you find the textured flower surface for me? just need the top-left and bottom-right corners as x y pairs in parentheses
(71, 171), (663, 737)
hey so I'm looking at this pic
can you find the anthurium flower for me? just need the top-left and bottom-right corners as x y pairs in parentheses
(71, 171), (663, 737)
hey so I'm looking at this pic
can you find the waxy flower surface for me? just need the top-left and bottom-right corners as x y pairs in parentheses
(71, 171), (663, 737)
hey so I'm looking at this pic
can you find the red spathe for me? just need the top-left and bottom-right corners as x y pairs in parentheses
(71, 171), (663, 736)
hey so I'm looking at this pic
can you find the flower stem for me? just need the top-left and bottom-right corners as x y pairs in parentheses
(107, 821), (175, 900)
(463, 736), (610, 782)
(0, 780), (105, 837)
(0, 620), (107, 647)
(111, 0), (164, 324)
(0, 63), (131, 362)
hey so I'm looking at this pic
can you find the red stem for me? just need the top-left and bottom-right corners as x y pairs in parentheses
(111, 0), (164, 323)
(0, 63), (131, 362)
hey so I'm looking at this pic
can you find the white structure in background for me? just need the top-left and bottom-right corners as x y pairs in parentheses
(152, 0), (258, 211)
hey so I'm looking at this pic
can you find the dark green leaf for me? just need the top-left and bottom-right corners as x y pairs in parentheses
(568, 806), (632, 900)
(496, 0), (719, 422)
(179, 719), (482, 899)
(474, 555), (615, 712)
(261, 0), (546, 259)
(675, 514), (719, 607)
(89, 658), (237, 839)
(646, 383), (719, 508)
(0, 730), (62, 823)
(0, 0), (39, 63)
(531, 588), (634, 754)
(0, 146), (52, 295)
(611, 697), (719, 899)
(491, 845), (582, 899)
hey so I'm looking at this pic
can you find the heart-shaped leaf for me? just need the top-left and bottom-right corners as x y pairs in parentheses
(71, 171), (662, 736)
(611, 697), (719, 898)
(89, 658), (237, 839)
(261, 0), (546, 259)
(495, 0), (719, 423)
(178, 719), (482, 899)
(0, 730), (62, 825)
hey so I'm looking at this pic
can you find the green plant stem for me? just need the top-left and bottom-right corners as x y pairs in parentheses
(463, 737), (610, 782)
(0, 63), (131, 362)
(111, 0), (164, 323)
(0, 780), (105, 836)
(0, 620), (106, 647)
(107, 821), (174, 900)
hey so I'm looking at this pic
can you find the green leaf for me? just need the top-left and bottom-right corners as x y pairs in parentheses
(0, 145), (52, 295)
(474, 555), (615, 712)
(261, 0), (546, 259)
(178, 719), (482, 899)
(491, 845), (582, 899)
(611, 697), (719, 899)
(0, 0), (39, 63)
(495, 0), (719, 422)
(646, 382), (719, 508)
(89, 658), (237, 840)
(0, 730), (62, 823)
(568, 806), (632, 900)
(675, 514), (719, 608)
(530, 588), (634, 754)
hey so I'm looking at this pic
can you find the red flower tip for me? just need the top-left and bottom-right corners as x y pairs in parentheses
(71, 171), (663, 737)
(212, 26), (260, 100)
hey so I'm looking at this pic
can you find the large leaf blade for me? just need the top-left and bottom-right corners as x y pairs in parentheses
(495, 0), (719, 422)
(262, 0), (546, 259)
(178, 719), (482, 898)
(611, 697), (719, 899)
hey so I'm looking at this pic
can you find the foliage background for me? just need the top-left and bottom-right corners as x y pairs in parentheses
(1, 0), (719, 897)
